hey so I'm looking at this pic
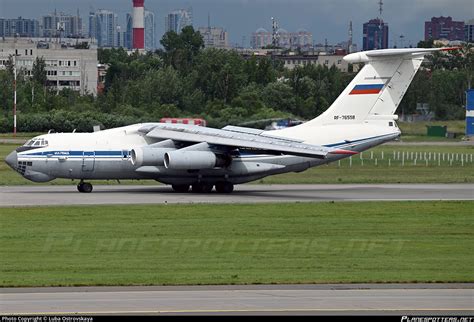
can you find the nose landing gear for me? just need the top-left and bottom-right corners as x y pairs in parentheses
(77, 180), (93, 193)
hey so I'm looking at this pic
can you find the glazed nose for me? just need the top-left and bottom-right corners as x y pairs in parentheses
(5, 151), (18, 170)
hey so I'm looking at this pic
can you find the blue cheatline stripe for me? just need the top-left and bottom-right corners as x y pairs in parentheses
(323, 133), (395, 148)
(95, 151), (124, 156)
(352, 84), (384, 90)
(21, 150), (126, 157)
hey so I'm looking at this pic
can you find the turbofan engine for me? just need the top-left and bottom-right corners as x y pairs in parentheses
(130, 147), (175, 167)
(164, 150), (231, 170)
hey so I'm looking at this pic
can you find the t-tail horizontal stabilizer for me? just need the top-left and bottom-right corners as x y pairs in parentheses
(344, 47), (461, 63)
(309, 47), (460, 126)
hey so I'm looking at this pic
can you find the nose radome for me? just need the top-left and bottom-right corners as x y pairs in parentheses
(5, 151), (18, 170)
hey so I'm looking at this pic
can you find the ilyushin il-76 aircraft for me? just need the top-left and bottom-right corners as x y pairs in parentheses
(5, 47), (457, 193)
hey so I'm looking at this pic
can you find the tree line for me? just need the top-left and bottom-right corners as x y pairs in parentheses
(0, 26), (472, 133)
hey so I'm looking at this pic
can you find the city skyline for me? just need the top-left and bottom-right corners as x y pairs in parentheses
(0, 0), (472, 48)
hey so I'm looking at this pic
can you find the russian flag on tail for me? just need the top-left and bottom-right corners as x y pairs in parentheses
(349, 84), (384, 95)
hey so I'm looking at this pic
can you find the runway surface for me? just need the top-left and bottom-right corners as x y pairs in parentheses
(0, 184), (473, 206)
(1, 284), (473, 315)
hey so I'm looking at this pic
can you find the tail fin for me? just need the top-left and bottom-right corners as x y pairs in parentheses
(303, 47), (459, 126)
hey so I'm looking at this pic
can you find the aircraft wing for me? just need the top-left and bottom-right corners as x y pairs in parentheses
(138, 123), (332, 159)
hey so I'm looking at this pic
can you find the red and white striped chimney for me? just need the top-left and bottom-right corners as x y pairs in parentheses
(132, 0), (145, 49)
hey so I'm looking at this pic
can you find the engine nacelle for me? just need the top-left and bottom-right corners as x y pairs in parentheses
(131, 147), (175, 167)
(164, 151), (231, 170)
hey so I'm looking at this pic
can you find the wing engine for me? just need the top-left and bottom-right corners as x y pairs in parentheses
(164, 150), (231, 170)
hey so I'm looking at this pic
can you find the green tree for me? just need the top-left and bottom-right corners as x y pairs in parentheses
(194, 49), (246, 103)
(0, 70), (12, 118)
(160, 26), (204, 72)
(140, 66), (183, 106)
(31, 57), (47, 86)
(261, 81), (296, 114)
(417, 39), (435, 49)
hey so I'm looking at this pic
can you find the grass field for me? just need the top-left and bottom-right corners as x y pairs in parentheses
(0, 202), (472, 287)
(1, 143), (473, 185)
(261, 145), (474, 184)
(398, 120), (465, 136)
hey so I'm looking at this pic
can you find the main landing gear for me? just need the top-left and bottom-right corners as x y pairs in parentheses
(77, 180), (93, 193)
(171, 182), (234, 194)
(171, 184), (190, 193)
(215, 181), (234, 194)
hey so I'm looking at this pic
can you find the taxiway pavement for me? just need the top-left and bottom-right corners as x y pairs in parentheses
(0, 184), (472, 206)
(1, 284), (473, 315)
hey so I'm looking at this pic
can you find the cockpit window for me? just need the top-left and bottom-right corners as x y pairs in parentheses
(24, 138), (48, 148)
(17, 137), (49, 152)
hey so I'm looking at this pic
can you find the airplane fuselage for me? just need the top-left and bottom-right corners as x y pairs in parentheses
(7, 122), (400, 188)
(8, 47), (447, 193)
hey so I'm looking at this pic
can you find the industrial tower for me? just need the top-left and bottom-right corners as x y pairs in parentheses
(132, 0), (145, 50)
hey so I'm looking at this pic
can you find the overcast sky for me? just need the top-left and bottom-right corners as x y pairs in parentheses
(1, 0), (473, 47)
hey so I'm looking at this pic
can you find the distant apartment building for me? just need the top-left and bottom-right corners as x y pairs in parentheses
(0, 17), (40, 38)
(251, 28), (272, 48)
(278, 29), (313, 49)
(165, 8), (193, 33)
(88, 12), (96, 39)
(144, 10), (156, 51)
(123, 10), (156, 51)
(425, 16), (464, 41)
(116, 26), (125, 48)
(308, 41), (356, 55)
(250, 28), (312, 49)
(464, 19), (474, 43)
(41, 11), (83, 38)
(280, 54), (349, 72)
(0, 38), (98, 95)
(240, 50), (353, 72)
(125, 13), (133, 50)
(363, 18), (389, 50)
(198, 26), (229, 49)
(89, 9), (118, 48)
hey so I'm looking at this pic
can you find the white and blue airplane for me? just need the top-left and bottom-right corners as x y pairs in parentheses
(5, 47), (457, 193)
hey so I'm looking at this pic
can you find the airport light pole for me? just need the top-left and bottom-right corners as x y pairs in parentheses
(12, 53), (18, 137)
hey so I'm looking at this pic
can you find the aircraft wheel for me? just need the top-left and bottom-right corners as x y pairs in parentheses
(215, 182), (234, 194)
(78, 182), (93, 193)
(192, 183), (213, 193)
(191, 183), (203, 193)
(201, 183), (213, 193)
(172, 184), (190, 193)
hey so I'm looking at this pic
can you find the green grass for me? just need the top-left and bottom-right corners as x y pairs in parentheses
(398, 120), (465, 136)
(398, 135), (463, 142)
(1, 202), (472, 287)
(0, 132), (42, 139)
(261, 145), (474, 184)
(1, 143), (473, 185)
(261, 166), (473, 184)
